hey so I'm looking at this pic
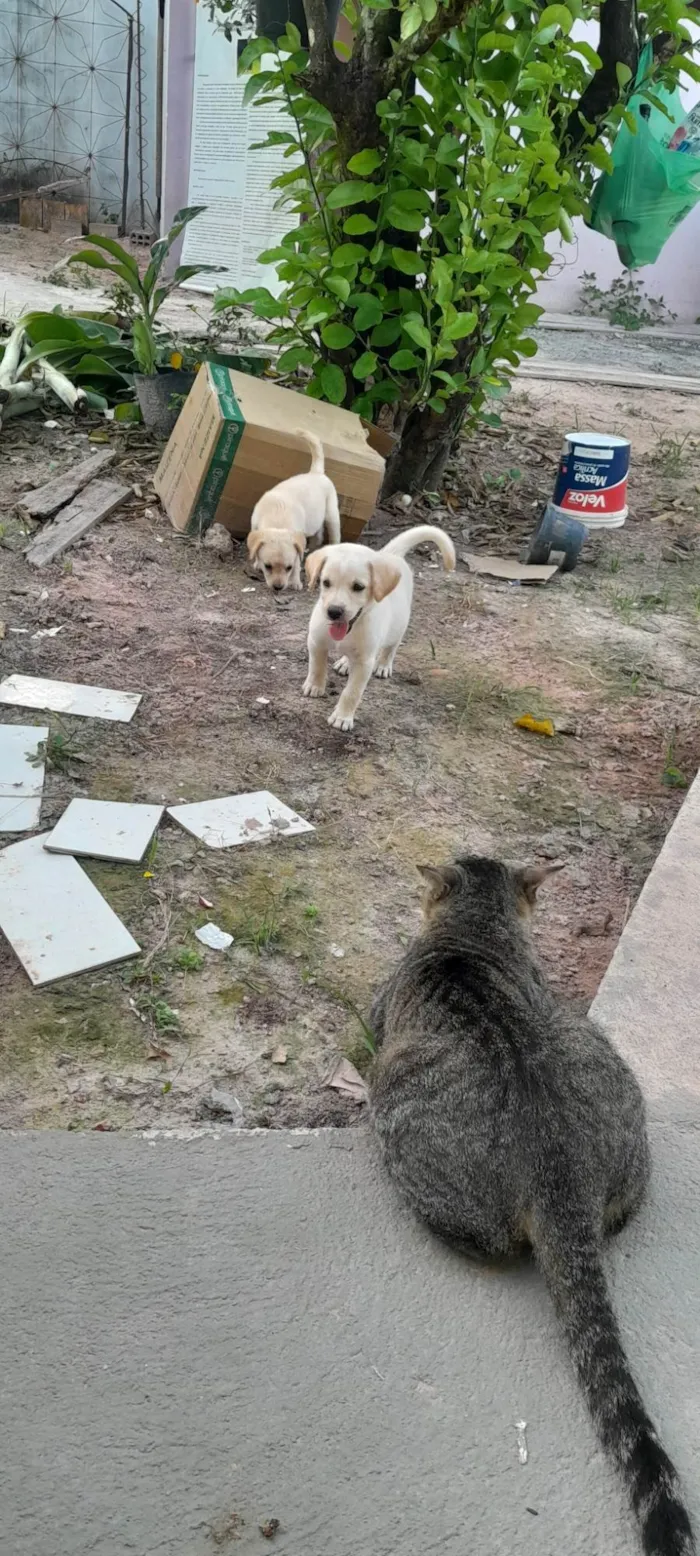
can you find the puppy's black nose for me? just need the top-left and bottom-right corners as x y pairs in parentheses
(327, 605), (344, 621)
(272, 582), (284, 592)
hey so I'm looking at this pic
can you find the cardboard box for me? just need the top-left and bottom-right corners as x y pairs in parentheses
(154, 365), (385, 541)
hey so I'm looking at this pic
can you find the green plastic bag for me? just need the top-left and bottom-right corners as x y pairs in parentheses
(588, 42), (700, 268)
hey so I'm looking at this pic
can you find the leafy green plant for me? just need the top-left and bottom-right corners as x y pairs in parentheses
(68, 206), (222, 376)
(578, 270), (677, 330)
(208, 0), (696, 495)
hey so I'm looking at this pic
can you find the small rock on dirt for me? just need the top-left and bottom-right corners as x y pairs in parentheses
(198, 1088), (243, 1123)
(203, 523), (234, 558)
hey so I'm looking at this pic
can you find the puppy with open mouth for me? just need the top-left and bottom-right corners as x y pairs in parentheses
(303, 525), (456, 731)
(246, 430), (341, 594)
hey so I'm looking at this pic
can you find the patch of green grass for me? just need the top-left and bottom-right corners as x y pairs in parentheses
(304, 903), (320, 921)
(650, 433), (694, 479)
(172, 946), (203, 972)
(662, 738), (688, 790)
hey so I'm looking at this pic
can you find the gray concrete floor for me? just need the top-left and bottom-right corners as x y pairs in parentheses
(3, 797), (700, 1556)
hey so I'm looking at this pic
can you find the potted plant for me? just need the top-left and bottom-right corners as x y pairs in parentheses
(69, 206), (223, 435)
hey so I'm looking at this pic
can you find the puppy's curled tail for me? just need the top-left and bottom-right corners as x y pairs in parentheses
(532, 1191), (695, 1556)
(382, 525), (456, 572)
(294, 429), (325, 474)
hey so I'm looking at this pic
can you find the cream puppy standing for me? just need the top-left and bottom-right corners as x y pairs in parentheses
(246, 430), (341, 593)
(303, 526), (456, 731)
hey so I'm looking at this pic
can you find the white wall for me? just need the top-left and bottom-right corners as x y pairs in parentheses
(535, 24), (700, 322)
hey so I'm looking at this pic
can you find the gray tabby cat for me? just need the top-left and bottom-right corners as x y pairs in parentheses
(369, 854), (694, 1556)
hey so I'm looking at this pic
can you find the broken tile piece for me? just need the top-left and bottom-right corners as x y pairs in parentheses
(0, 833), (140, 986)
(43, 799), (164, 863)
(0, 724), (48, 834)
(195, 922), (233, 951)
(167, 791), (314, 850)
(0, 675), (141, 723)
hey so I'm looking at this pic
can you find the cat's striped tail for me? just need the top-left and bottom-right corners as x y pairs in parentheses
(532, 1203), (695, 1555)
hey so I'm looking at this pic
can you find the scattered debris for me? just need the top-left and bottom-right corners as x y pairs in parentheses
(270, 1045), (288, 1065)
(462, 552), (559, 583)
(167, 791), (314, 849)
(199, 895), (214, 909)
(25, 478), (132, 568)
(43, 798), (164, 863)
(259, 1519), (280, 1540)
(31, 625), (65, 640)
(0, 723), (48, 833)
(207, 1510), (244, 1546)
(329, 943), (345, 959)
(576, 911), (614, 938)
(256, 696), (270, 706)
(0, 674), (142, 722)
(325, 1057), (368, 1102)
(553, 716), (579, 736)
(203, 523), (234, 558)
(0, 833), (140, 986)
(515, 1420), (529, 1465)
(18, 448), (116, 521)
(198, 1088), (243, 1124)
(195, 922), (233, 951)
(514, 714), (555, 738)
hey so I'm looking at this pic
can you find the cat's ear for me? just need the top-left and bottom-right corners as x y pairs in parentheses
(514, 861), (565, 907)
(417, 864), (461, 906)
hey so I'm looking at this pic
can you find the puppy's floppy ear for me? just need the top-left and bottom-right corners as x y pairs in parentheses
(513, 860), (565, 908)
(305, 547), (329, 589)
(417, 863), (461, 906)
(292, 531), (306, 559)
(369, 557), (402, 602)
(247, 530), (265, 559)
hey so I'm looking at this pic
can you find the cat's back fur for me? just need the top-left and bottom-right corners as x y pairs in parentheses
(369, 855), (694, 1556)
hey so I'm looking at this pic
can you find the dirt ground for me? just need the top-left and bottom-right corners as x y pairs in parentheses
(1, 365), (699, 1133)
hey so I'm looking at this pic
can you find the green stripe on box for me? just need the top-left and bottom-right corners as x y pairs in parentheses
(189, 365), (245, 536)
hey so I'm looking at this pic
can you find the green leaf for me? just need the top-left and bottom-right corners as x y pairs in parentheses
(389, 348), (420, 370)
(435, 134), (462, 164)
(242, 72), (277, 107)
(400, 2), (423, 39)
(325, 275), (352, 302)
(114, 401), (142, 423)
(238, 36), (273, 72)
(569, 39), (602, 68)
(344, 214), (377, 234)
(443, 311), (477, 340)
(385, 188), (430, 211)
(326, 181), (379, 209)
(402, 313), (431, 352)
(370, 318), (402, 346)
(427, 397), (446, 413)
(615, 61), (632, 88)
(353, 297), (384, 329)
(82, 233), (140, 279)
(285, 20), (301, 48)
(331, 243), (368, 267)
(277, 344), (316, 371)
(384, 205), (424, 232)
(68, 250), (138, 289)
(305, 299), (338, 327)
(391, 247), (424, 276)
(351, 395), (374, 420)
(347, 149), (383, 175)
(132, 317), (156, 375)
(352, 351), (378, 378)
(518, 338), (538, 358)
(321, 322), (355, 349)
(320, 363), (347, 404)
(257, 245), (297, 264)
(536, 4), (572, 32)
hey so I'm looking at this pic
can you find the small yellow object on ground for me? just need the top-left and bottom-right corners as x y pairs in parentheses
(514, 714), (555, 738)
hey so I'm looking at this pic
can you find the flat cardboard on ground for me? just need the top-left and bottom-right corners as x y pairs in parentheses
(0, 675), (142, 722)
(0, 724), (48, 833)
(0, 833), (140, 986)
(154, 366), (385, 543)
(44, 799), (164, 862)
(167, 790), (314, 849)
(461, 552), (559, 583)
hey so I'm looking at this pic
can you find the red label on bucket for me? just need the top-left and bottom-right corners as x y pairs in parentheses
(552, 434), (630, 524)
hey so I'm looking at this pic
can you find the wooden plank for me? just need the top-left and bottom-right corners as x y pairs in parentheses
(516, 360), (700, 394)
(19, 449), (115, 521)
(25, 479), (131, 568)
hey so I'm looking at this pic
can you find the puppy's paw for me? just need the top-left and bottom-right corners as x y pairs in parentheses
(303, 678), (326, 699)
(333, 656), (350, 677)
(328, 707), (355, 732)
(374, 664), (393, 679)
(292, 576), (304, 592)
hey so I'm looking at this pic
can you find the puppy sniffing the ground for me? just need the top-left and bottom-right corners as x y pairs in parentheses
(246, 430), (341, 593)
(303, 525), (456, 731)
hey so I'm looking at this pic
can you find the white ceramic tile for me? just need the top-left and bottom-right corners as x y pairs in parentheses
(0, 724), (47, 834)
(0, 675), (141, 723)
(0, 833), (140, 986)
(167, 791), (314, 850)
(44, 799), (164, 863)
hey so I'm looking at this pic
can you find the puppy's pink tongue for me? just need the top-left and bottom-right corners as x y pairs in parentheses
(329, 622), (348, 642)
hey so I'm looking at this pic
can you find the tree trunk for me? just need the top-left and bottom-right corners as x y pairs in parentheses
(381, 393), (467, 498)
